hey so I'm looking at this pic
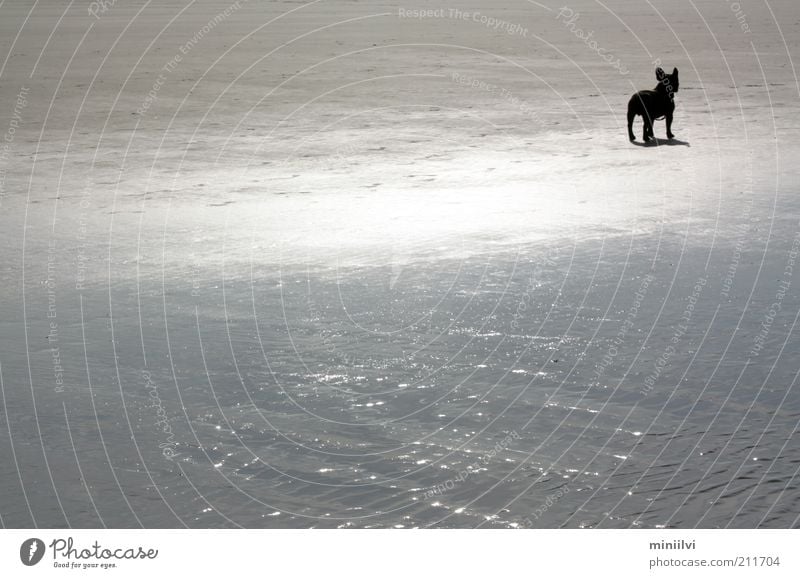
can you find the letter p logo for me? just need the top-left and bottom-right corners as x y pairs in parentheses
(20, 538), (45, 566)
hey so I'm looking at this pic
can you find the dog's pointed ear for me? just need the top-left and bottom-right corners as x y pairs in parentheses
(656, 67), (666, 80)
(672, 67), (679, 77)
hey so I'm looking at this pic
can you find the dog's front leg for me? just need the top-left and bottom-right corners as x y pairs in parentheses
(666, 111), (674, 139)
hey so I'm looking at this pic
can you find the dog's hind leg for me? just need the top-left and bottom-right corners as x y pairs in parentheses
(642, 115), (653, 142)
(627, 102), (636, 141)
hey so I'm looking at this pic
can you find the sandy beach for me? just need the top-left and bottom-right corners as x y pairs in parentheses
(1, 0), (799, 528)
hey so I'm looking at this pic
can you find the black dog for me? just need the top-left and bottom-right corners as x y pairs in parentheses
(627, 67), (679, 142)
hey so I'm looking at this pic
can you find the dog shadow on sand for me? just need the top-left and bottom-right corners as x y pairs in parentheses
(631, 137), (690, 147)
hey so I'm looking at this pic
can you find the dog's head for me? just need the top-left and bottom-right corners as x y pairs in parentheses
(656, 67), (679, 99)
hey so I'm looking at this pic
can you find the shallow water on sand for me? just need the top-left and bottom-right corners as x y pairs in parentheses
(4, 219), (800, 528)
(2, 0), (800, 528)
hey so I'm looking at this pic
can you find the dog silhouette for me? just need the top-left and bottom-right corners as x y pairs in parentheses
(627, 67), (679, 142)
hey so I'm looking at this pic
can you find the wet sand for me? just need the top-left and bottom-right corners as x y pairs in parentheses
(1, 0), (799, 528)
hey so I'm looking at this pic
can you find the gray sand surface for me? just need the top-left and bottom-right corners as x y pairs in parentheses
(1, 0), (799, 527)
